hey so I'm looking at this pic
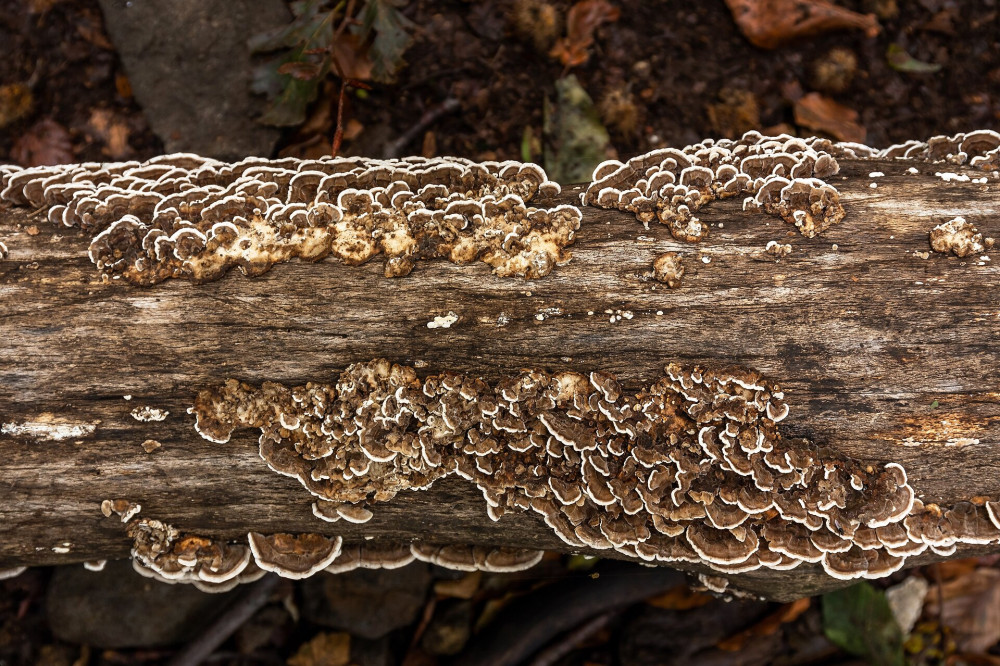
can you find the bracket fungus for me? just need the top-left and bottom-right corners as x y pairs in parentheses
(127, 518), (263, 593)
(323, 542), (416, 574)
(410, 544), (545, 572)
(583, 130), (1000, 248)
(247, 532), (343, 579)
(0, 154), (578, 283)
(880, 129), (1000, 170)
(188, 358), (1000, 583)
(584, 132), (846, 240)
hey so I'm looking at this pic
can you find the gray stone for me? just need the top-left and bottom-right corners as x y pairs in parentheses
(46, 560), (241, 648)
(97, 0), (288, 159)
(300, 563), (431, 639)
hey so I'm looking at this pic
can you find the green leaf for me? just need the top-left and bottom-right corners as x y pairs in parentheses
(566, 554), (599, 570)
(543, 75), (611, 185)
(930, 400), (939, 408)
(521, 126), (534, 163)
(887, 43), (942, 73)
(357, 0), (415, 83)
(256, 45), (330, 126)
(822, 582), (905, 666)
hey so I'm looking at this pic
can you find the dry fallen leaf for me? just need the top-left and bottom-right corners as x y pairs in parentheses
(329, 34), (375, 82)
(793, 92), (866, 143)
(724, 0), (879, 50)
(287, 632), (351, 666)
(0, 83), (33, 129)
(434, 571), (482, 600)
(645, 584), (714, 610)
(10, 118), (74, 167)
(926, 567), (1000, 654)
(549, 0), (621, 68)
(718, 597), (811, 651)
(75, 10), (114, 50)
(87, 108), (133, 160)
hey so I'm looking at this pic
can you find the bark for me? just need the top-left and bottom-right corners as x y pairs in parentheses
(1, 156), (998, 601)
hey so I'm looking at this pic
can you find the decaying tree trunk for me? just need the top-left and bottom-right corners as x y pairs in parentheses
(1, 139), (998, 602)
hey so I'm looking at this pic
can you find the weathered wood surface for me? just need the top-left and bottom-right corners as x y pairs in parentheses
(1, 157), (998, 600)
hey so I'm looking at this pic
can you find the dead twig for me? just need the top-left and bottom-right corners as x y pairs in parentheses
(529, 610), (617, 666)
(383, 98), (460, 159)
(456, 562), (684, 666)
(165, 574), (282, 666)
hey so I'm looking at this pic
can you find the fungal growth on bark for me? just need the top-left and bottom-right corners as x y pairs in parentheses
(247, 532), (343, 579)
(127, 518), (265, 593)
(410, 544), (545, 572)
(323, 542), (416, 574)
(881, 129), (1000, 169)
(0, 155), (578, 283)
(584, 132), (846, 241)
(189, 359), (1000, 581)
(929, 216), (992, 258)
(651, 252), (684, 288)
(583, 130), (1000, 249)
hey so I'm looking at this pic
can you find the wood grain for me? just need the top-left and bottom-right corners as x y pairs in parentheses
(1, 157), (998, 600)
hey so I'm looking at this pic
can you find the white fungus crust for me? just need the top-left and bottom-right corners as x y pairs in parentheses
(188, 358), (1000, 582)
(0, 155), (577, 283)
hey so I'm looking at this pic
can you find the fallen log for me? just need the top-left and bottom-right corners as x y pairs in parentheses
(1, 132), (999, 601)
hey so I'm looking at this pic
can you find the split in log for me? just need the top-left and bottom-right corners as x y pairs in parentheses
(1, 131), (999, 601)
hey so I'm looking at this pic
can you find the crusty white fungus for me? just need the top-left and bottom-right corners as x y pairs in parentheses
(0, 567), (26, 580)
(427, 312), (459, 329)
(0, 155), (579, 283)
(1, 417), (97, 441)
(0, 241), (7, 260)
(187, 358), (991, 582)
(84, 559), (107, 572)
(929, 217), (986, 258)
(131, 406), (169, 422)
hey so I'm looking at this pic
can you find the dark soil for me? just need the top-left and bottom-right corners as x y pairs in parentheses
(2, 0), (998, 166)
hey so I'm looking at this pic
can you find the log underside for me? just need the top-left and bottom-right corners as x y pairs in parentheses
(1, 156), (999, 601)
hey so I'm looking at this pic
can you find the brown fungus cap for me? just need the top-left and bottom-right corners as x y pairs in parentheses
(324, 542), (415, 574)
(410, 543), (544, 572)
(0, 156), (578, 284)
(248, 532), (343, 579)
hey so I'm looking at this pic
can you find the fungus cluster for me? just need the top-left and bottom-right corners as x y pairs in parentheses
(127, 518), (266, 593)
(123, 515), (543, 590)
(189, 359), (1000, 581)
(583, 131), (845, 240)
(880, 129), (1000, 170)
(0, 155), (578, 283)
